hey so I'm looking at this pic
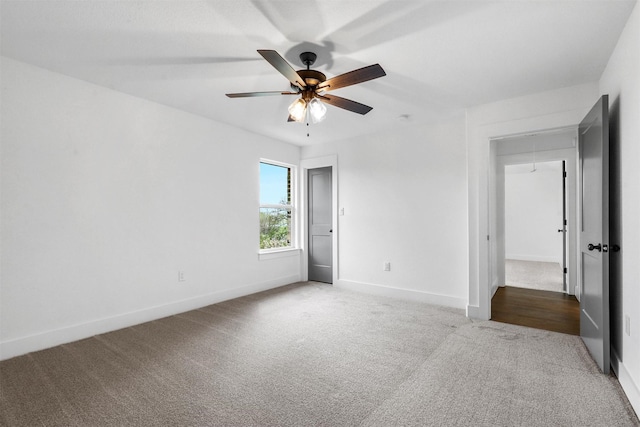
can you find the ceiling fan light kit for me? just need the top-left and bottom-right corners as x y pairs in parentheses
(308, 98), (327, 123)
(226, 49), (386, 123)
(288, 98), (307, 122)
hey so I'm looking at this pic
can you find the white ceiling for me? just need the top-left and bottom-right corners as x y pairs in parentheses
(1, 0), (636, 146)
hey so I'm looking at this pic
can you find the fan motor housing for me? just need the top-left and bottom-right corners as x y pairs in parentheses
(296, 69), (326, 87)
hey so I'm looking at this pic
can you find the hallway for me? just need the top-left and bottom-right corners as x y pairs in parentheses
(505, 259), (564, 293)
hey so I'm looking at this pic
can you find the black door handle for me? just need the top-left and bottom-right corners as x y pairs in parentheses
(588, 243), (602, 252)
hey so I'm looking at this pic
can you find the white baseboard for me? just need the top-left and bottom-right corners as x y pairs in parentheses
(0, 274), (299, 361)
(466, 304), (481, 319)
(491, 276), (500, 298)
(506, 255), (561, 264)
(611, 347), (640, 417)
(335, 279), (466, 310)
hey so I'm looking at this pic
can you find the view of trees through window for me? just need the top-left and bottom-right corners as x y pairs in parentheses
(259, 162), (293, 249)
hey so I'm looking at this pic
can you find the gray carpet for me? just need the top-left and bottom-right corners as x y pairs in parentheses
(506, 259), (564, 292)
(1, 282), (637, 426)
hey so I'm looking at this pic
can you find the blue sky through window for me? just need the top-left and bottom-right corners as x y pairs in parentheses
(260, 163), (289, 205)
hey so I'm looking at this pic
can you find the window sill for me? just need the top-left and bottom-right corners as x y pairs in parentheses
(258, 248), (301, 261)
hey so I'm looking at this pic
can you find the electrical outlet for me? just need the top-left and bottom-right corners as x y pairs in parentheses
(625, 315), (631, 336)
(178, 271), (186, 282)
(383, 262), (391, 271)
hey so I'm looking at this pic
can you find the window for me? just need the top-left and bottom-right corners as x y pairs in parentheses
(259, 161), (295, 251)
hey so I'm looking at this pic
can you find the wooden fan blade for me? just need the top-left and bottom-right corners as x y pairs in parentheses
(257, 50), (307, 89)
(317, 64), (386, 92)
(226, 91), (298, 98)
(318, 94), (373, 115)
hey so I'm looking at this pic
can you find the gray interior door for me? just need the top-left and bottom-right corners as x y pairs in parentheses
(308, 167), (333, 283)
(579, 95), (610, 374)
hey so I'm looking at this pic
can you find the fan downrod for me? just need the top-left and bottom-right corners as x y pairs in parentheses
(299, 52), (317, 69)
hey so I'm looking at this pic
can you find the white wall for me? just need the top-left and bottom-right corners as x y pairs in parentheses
(301, 117), (469, 309)
(599, 1), (640, 414)
(504, 162), (564, 264)
(0, 57), (301, 360)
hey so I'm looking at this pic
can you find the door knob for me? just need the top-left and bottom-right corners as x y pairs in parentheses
(588, 243), (602, 252)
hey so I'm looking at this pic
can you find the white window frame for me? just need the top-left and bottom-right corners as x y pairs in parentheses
(258, 159), (298, 259)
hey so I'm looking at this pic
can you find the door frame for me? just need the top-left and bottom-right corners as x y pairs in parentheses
(300, 155), (338, 284)
(492, 142), (578, 298)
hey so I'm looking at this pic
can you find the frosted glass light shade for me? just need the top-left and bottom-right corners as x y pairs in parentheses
(308, 98), (327, 123)
(288, 98), (307, 122)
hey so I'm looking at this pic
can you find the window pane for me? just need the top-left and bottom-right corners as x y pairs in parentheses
(260, 163), (291, 205)
(259, 208), (291, 249)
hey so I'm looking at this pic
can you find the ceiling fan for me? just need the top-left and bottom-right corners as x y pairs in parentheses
(226, 50), (386, 123)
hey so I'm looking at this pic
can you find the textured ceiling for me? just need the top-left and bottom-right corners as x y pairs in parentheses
(1, 0), (636, 146)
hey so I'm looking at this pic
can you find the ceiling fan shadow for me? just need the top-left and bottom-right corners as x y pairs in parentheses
(99, 56), (262, 66)
(326, 0), (488, 54)
(91, 55), (264, 81)
(250, 0), (326, 43)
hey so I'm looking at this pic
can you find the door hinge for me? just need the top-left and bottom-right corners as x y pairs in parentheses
(564, 171), (567, 178)
(564, 268), (568, 274)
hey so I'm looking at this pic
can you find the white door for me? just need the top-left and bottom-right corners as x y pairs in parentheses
(308, 167), (333, 283)
(579, 95), (610, 374)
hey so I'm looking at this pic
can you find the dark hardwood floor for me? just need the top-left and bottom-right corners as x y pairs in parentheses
(491, 286), (580, 335)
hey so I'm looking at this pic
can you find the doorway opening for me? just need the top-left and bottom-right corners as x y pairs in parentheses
(504, 160), (565, 293)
